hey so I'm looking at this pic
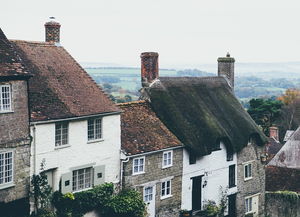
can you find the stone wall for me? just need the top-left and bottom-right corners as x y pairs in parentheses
(265, 192), (300, 217)
(236, 142), (265, 217)
(123, 148), (183, 217)
(0, 80), (31, 205)
(0, 80), (30, 145)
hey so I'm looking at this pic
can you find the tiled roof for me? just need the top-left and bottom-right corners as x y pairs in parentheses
(266, 137), (283, 163)
(118, 101), (182, 155)
(266, 166), (300, 193)
(268, 126), (300, 168)
(0, 29), (30, 78)
(144, 76), (267, 157)
(11, 40), (120, 121)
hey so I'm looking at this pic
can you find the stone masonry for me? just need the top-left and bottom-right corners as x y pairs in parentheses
(123, 148), (183, 217)
(0, 80), (31, 204)
(236, 141), (266, 217)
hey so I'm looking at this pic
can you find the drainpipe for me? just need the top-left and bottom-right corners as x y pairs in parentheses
(120, 150), (129, 189)
(32, 124), (37, 175)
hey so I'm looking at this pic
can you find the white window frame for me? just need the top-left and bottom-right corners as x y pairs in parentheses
(243, 161), (253, 181)
(162, 150), (173, 168)
(72, 167), (92, 192)
(161, 179), (172, 199)
(144, 186), (154, 202)
(132, 156), (145, 175)
(0, 84), (12, 113)
(0, 151), (14, 187)
(87, 118), (102, 141)
(245, 197), (253, 214)
(55, 122), (69, 147)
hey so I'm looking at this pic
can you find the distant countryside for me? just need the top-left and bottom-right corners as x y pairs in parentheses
(85, 62), (300, 107)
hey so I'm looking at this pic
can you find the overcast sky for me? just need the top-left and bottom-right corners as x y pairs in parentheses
(1, 0), (299, 68)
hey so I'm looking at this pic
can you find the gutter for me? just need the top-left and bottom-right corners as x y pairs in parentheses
(123, 145), (183, 158)
(32, 124), (37, 175)
(120, 150), (129, 188)
(30, 111), (121, 125)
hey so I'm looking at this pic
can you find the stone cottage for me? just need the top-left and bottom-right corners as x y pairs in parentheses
(9, 19), (122, 197)
(119, 101), (183, 217)
(0, 29), (32, 216)
(139, 52), (267, 217)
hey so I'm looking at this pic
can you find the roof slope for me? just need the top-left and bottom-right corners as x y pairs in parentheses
(11, 40), (120, 121)
(119, 101), (182, 155)
(268, 126), (300, 168)
(145, 76), (267, 156)
(0, 29), (30, 78)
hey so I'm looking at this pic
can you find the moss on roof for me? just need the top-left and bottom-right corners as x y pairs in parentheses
(146, 76), (267, 156)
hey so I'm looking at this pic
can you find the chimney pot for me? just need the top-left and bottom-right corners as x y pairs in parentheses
(269, 126), (279, 141)
(45, 17), (61, 43)
(218, 53), (235, 89)
(140, 52), (159, 87)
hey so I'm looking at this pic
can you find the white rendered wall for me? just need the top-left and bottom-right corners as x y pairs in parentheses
(181, 142), (237, 210)
(30, 114), (121, 191)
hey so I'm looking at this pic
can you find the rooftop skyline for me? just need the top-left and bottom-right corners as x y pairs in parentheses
(1, 0), (299, 68)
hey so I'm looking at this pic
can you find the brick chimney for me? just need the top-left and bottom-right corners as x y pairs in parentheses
(217, 52), (235, 89)
(45, 17), (61, 43)
(269, 126), (279, 141)
(141, 52), (159, 87)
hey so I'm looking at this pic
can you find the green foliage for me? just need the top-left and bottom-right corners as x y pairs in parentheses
(52, 183), (146, 217)
(105, 189), (146, 217)
(29, 208), (56, 217)
(30, 163), (52, 214)
(247, 98), (283, 135)
(201, 187), (228, 217)
(266, 191), (300, 203)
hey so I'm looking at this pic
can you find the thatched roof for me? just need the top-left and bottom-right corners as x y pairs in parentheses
(144, 76), (267, 157)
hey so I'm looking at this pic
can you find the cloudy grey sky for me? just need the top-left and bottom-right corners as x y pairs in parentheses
(1, 0), (299, 68)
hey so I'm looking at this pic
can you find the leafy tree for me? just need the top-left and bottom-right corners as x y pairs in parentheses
(30, 163), (53, 216)
(247, 98), (283, 135)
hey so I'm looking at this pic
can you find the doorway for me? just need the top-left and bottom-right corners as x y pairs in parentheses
(191, 176), (202, 211)
(144, 185), (156, 217)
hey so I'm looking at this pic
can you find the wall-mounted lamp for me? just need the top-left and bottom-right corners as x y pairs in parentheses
(202, 180), (207, 188)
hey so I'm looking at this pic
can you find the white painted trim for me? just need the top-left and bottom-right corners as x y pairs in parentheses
(160, 179), (172, 200)
(0, 150), (14, 186)
(30, 111), (121, 125)
(125, 146), (183, 158)
(162, 150), (173, 169)
(132, 156), (145, 175)
(244, 162), (253, 181)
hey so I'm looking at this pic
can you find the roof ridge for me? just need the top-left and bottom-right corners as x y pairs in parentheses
(117, 100), (146, 106)
(10, 39), (55, 46)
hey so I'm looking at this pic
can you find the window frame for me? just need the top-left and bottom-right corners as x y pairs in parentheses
(144, 186), (154, 202)
(0, 151), (14, 187)
(72, 167), (92, 192)
(161, 179), (172, 199)
(87, 117), (102, 141)
(0, 84), (12, 113)
(162, 150), (173, 168)
(245, 197), (253, 214)
(55, 122), (69, 147)
(228, 164), (236, 188)
(244, 162), (253, 181)
(132, 156), (145, 175)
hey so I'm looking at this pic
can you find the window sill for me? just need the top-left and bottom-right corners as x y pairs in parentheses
(72, 187), (92, 193)
(229, 185), (236, 188)
(161, 194), (172, 200)
(244, 177), (253, 181)
(0, 182), (15, 190)
(132, 171), (145, 176)
(162, 165), (172, 169)
(0, 110), (13, 114)
(87, 139), (104, 144)
(55, 145), (71, 150)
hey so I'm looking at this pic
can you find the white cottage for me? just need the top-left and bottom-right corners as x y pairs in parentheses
(139, 52), (267, 216)
(10, 19), (121, 193)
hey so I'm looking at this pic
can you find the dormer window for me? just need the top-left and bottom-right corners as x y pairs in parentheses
(0, 85), (11, 112)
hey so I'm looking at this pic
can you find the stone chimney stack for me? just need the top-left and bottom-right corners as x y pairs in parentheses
(141, 52), (159, 87)
(217, 52), (235, 89)
(45, 17), (61, 43)
(269, 126), (279, 141)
